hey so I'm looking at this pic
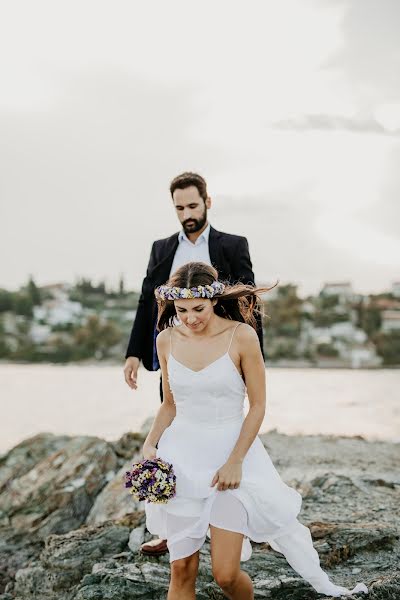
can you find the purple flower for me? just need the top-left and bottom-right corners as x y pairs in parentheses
(123, 456), (176, 504)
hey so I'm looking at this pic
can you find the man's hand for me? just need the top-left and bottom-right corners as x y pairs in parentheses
(124, 356), (140, 389)
(210, 460), (242, 491)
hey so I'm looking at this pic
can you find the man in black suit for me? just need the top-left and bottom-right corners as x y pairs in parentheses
(124, 172), (263, 394)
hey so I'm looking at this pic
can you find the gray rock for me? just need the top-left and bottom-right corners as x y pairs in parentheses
(0, 436), (118, 593)
(75, 560), (170, 600)
(2, 430), (399, 599)
(110, 432), (144, 464)
(128, 525), (145, 553)
(0, 433), (71, 495)
(13, 521), (131, 600)
(86, 462), (142, 527)
(0, 436), (117, 538)
(308, 521), (398, 566)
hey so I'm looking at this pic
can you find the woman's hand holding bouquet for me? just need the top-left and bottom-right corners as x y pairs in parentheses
(143, 440), (157, 460)
(124, 445), (176, 504)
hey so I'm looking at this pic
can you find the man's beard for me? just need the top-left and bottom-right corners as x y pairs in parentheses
(182, 209), (207, 234)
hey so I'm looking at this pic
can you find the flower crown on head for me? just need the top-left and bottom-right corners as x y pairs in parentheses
(155, 280), (225, 300)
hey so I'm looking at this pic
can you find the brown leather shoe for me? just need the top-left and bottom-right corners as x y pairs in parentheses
(140, 537), (168, 556)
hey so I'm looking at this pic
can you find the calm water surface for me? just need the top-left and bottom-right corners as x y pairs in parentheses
(1, 364), (399, 453)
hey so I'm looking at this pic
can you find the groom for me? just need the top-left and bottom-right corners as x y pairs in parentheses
(124, 171), (263, 555)
(124, 171), (263, 391)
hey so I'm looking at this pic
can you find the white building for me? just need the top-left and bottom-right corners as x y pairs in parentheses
(33, 299), (83, 326)
(381, 310), (400, 332)
(329, 322), (367, 343)
(333, 339), (381, 368)
(2, 312), (18, 335)
(321, 282), (354, 302)
(30, 323), (52, 344)
(348, 345), (382, 368)
(40, 283), (70, 301)
(392, 282), (400, 298)
(301, 301), (315, 315)
(309, 327), (332, 345)
(329, 321), (354, 339)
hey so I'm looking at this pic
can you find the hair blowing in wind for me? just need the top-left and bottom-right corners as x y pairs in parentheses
(156, 261), (275, 331)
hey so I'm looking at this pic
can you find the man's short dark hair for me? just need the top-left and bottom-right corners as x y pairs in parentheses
(170, 172), (208, 203)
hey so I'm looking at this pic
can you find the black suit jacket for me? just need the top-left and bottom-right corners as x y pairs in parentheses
(125, 225), (264, 369)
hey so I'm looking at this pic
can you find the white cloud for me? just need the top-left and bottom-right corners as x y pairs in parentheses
(0, 1), (399, 294)
(375, 103), (400, 133)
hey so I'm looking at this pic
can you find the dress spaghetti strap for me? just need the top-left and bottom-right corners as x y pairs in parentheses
(227, 322), (242, 353)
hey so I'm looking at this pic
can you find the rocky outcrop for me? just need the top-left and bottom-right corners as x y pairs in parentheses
(13, 519), (139, 599)
(0, 433), (71, 495)
(0, 435), (119, 594)
(0, 436), (117, 537)
(86, 462), (142, 526)
(0, 430), (399, 599)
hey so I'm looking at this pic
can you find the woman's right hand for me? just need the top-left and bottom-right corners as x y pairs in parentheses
(143, 441), (157, 460)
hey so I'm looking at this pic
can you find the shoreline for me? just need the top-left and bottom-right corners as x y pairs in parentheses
(1, 365), (399, 453)
(1, 425), (399, 463)
(0, 358), (399, 369)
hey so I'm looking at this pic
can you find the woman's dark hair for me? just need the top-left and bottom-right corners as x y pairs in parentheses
(156, 262), (275, 331)
(169, 172), (208, 203)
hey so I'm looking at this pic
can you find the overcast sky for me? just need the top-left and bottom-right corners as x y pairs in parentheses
(1, 0), (399, 296)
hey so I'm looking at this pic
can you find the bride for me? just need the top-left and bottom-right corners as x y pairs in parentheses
(142, 261), (368, 600)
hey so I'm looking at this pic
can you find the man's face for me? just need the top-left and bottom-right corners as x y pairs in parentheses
(172, 186), (211, 234)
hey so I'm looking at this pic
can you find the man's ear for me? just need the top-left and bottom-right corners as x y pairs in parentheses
(206, 196), (212, 209)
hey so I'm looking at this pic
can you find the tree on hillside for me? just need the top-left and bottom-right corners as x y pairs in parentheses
(119, 274), (125, 296)
(358, 304), (381, 337)
(14, 294), (34, 317)
(373, 331), (400, 365)
(27, 275), (41, 305)
(73, 315), (122, 359)
(0, 290), (13, 312)
(265, 284), (302, 338)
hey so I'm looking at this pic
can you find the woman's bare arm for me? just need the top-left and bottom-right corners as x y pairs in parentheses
(211, 323), (266, 490)
(227, 324), (266, 464)
(143, 329), (176, 455)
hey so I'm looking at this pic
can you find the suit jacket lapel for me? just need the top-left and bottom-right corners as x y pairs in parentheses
(209, 225), (222, 267)
(151, 233), (179, 284)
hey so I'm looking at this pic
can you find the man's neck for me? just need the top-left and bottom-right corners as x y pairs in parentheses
(186, 221), (209, 243)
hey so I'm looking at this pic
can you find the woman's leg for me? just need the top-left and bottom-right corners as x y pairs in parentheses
(167, 550), (199, 600)
(210, 525), (254, 600)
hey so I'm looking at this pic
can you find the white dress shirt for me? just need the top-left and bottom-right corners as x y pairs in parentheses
(169, 223), (212, 276)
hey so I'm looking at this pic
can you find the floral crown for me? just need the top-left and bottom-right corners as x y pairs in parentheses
(155, 280), (225, 300)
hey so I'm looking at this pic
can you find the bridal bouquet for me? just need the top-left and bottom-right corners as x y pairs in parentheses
(124, 457), (176, 504)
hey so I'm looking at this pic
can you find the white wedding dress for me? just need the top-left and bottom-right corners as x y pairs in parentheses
(145, 323), (368, 597)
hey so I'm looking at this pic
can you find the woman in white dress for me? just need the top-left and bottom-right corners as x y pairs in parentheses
(142, 262), (368, 600)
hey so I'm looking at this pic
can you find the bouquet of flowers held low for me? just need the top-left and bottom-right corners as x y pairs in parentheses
(124, 457), (176, 504)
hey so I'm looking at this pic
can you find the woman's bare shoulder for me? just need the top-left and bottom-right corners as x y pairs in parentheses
(235, 322), (259, 346)
(156, 328), (171, 350)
